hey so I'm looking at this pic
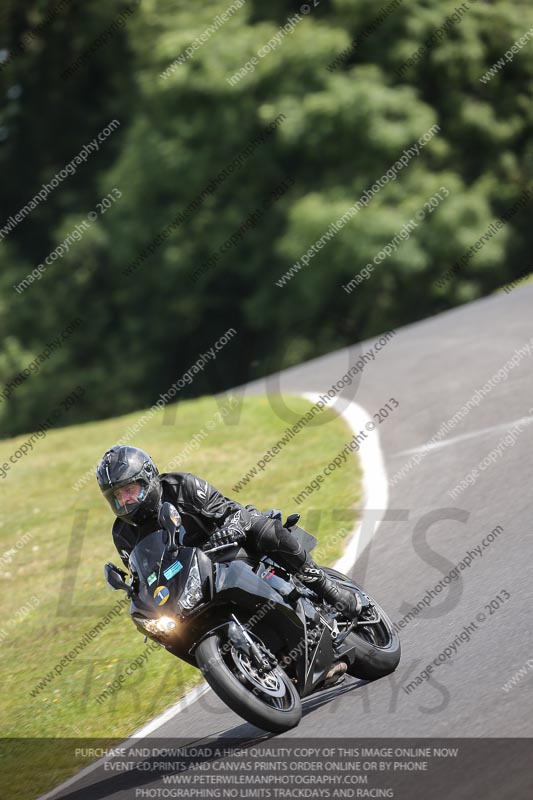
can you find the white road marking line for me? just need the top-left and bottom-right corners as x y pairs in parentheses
(38, 393), (389, 799)
(36, 687), (212, 800)
(392, 415), (533, 458)
(131, 682), (211, 737)
(303, 393), (389, 572)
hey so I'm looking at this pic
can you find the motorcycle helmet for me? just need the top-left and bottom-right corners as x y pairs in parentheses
(96, 445), (162, 526)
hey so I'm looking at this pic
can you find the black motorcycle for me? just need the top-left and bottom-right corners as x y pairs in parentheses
(105, 502), (400, 733)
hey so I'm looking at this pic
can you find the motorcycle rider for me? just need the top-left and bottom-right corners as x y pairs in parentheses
(96, 445), (360, 619)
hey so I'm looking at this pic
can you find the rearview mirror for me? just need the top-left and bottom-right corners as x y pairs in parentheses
(104, 562), (131, 595)
(284, 513), (300, 528)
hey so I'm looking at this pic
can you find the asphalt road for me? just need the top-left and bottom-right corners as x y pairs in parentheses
(43, 286), (533, 798)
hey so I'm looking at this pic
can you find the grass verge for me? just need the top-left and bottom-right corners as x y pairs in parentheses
(0, 393), (362, 799)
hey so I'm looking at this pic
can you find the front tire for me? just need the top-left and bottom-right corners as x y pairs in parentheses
(323, 567), (401, 680)
(195, 631), (302, 733)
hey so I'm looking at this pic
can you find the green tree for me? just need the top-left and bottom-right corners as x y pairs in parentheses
(0, 0), (531, 436)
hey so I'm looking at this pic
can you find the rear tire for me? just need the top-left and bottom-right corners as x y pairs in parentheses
(195, 632), (302, 733)
(323, 567), (401, 680)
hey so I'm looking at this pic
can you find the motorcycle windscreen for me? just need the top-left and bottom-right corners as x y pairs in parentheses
(129, 528), (194, 608)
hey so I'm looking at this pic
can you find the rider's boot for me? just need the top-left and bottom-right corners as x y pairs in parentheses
(293, 553), (361, 619)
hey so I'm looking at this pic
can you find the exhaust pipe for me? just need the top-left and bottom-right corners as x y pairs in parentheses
(323, 661), (347, 688)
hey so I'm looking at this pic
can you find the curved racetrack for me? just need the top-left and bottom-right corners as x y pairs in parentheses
(41, 287), (533, 799)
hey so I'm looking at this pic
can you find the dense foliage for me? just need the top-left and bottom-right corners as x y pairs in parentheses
(0, 0), (532, 436)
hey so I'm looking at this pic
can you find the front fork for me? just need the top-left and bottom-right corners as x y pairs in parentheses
(227, 614), (277, 673)
(192, 617), (277, 674)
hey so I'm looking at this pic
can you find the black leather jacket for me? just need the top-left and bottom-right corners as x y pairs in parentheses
(112, 472), (259, 569)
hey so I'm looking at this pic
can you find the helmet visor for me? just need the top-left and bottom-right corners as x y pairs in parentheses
(102, 479), (148, 517)
(112, 480), (146, 510)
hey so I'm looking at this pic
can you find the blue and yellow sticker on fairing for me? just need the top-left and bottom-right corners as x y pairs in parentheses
(153, 585), (170, 606)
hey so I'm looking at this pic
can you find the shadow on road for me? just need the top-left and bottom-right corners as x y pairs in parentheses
(47, 678), (367, 799)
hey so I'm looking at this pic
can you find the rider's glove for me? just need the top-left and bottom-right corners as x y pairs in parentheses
(209, 523), (246, 548)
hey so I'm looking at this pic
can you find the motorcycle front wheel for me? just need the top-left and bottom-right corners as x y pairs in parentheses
(195, 631), (302, 733)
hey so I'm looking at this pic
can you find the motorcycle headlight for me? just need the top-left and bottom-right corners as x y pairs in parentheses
(137, 615), (177, 636)
(178, 555), (203, 612)
(155, 615), (178, 632)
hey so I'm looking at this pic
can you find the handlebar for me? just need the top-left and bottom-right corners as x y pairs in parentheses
(203, 542), (240, 554)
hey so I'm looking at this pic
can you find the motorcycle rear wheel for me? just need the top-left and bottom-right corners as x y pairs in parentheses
(323, 567), (401, 680)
